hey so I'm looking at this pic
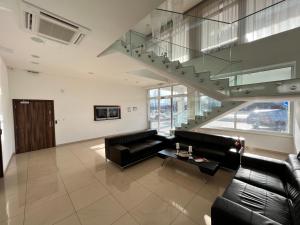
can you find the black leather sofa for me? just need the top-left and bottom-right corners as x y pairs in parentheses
(212, 153), (300, 225)
(168, 130), (244, 170)
(105, 130), (166, 168)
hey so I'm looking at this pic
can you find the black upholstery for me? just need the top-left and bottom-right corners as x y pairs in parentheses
(223, 179), (291, 225)
(169, 130), (244, 170)
(105, 130), (166, 167)
(297, 152), (300, 160)
(235, 167), (286, 196)
(212, 153), (300, 225)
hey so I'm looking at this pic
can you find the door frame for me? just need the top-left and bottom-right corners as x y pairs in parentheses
(0, 128), (3, 177)
(12, 99), (56, 154)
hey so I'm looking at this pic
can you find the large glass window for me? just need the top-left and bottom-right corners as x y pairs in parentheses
(148, 85), (188, 135)
(205, 101), (290, 134)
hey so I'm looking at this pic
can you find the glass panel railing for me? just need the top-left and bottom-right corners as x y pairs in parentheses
(125, 30), (240, 78)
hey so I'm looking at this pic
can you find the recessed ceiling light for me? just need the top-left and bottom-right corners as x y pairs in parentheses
(30, 37), (44, 43)
(31, 61), (39, 65)
(88, 72), (94, 75)
(31, 54), (40, 58)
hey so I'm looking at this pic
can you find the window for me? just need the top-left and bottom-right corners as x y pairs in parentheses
(205, 101), (290, 134)
(148, 85), (188, 135)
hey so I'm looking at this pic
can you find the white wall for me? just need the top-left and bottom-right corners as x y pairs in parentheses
(195, 127), (295, 154)
(8, 70), (148, 145)
(294, 100), (300, 152)
(0, 57), (15, 171)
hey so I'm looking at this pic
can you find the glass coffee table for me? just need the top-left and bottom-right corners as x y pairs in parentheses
(157, 149), (220, 177)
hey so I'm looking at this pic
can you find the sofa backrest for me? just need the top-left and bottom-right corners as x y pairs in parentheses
(174, 130), (237, 151)
(105, 130), (157, 146)
(285, 155), (300, 223)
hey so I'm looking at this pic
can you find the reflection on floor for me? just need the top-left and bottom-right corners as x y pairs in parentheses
(0, 139), (289, 225)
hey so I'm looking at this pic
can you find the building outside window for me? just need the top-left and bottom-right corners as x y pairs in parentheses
(148, 85), (188, 135)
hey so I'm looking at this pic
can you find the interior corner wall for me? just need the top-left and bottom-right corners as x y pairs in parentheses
(0, 57), (15, 171)
(294, 99), (300, 153)
(8, 70), (148, 145)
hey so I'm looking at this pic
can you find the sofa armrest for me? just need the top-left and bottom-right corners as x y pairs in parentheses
(211, 197), (282, 225)
(107, 144), (130, 167)
(241, 153), (286, 175)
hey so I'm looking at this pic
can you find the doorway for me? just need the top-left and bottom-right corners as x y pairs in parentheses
(13, 99), (56, 154)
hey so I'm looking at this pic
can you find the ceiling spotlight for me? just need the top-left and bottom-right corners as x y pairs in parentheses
(31, 54), (40, 58)
(88, 72), (94, 75)
(31, 61), (39, 65)
(30, 37), (44, 43)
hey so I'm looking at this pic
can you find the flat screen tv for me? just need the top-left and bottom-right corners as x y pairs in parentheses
(94, 105), (121, 121)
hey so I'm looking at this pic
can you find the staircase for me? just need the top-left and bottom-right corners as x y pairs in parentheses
(99, 29), (300, 131)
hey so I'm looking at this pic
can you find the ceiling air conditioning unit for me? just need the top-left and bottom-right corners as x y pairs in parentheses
(21, 2), (89, 45)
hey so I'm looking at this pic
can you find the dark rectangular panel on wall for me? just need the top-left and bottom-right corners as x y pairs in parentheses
(13, 99), (56, 154)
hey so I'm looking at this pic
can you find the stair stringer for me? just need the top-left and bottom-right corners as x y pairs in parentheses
(177, 101), (248, 130)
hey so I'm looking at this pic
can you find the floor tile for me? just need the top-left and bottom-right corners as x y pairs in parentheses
(130, 193), (180, 225)
(69, 181), (109, 210)
(0, 193), (25, 222)
(110, 181), (151, 210)
(0, 214), (24, 225)
(53, 214), (81, 225)
(26, 173), (66, 206)
(112, 213), (139, 225)
(183, 195), (212, 225)
(171, 213), (203, 225)
(77, 195), (126, 225)
(24, 194), (74, 225)
(60, 169), (98, 193)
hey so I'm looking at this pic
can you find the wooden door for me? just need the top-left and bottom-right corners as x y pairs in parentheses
(13, 100), (55, 154)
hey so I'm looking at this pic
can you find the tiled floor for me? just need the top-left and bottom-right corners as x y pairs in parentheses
(0, 139), (288, 225)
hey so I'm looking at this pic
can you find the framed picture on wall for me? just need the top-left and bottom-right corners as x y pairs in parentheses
(94, 105), (121, 121)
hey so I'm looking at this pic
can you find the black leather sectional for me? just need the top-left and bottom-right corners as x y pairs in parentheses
(212, 153), (300, 225)
(105, 130), (167, 168)
(105, 129), (244, 170)
(169, 130), (244, 170)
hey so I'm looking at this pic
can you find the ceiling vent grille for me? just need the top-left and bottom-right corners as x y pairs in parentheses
(21, 3), (89, 45)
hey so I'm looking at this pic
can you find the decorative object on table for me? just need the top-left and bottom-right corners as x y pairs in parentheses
(194, 157), (209, 163)
(176, 142), (180, 154)
(94, 105), (121, 121)
(133, 107), (137, 111)
(176, 151), (190, 159)
(188, 145), (193, 155)
(234, 137), (242, 150)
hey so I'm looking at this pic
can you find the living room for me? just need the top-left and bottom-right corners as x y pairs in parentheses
(0, 0), (300, 225)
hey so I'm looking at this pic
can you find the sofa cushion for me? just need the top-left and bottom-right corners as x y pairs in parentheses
(234, 167), (286, 197)
(174, 130), (236, 150)
(223, 179), (292, 225)
(195, 146), (226, 161)
(127, 140), (162, 154)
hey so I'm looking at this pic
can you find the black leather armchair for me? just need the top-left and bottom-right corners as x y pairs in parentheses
(212, 153), (300, 225)
(105, 130), (167, 168)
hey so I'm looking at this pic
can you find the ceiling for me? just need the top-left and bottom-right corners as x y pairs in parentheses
(0, 0), (178, 87)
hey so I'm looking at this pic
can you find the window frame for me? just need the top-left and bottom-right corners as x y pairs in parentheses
(147, 85), (188, 135)
(204, 101), (293, 136)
